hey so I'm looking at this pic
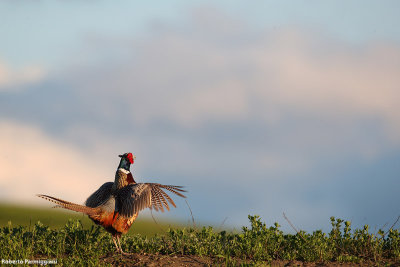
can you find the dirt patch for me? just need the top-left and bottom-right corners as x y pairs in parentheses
(101, 253), (213, 266)
(100, 253), (399, 266)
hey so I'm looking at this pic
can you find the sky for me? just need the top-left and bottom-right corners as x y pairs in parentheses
(1, 1), (400, 232)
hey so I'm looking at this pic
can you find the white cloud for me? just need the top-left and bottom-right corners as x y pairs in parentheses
(0, 60), (45, 90)
(0, 121), (112, 205)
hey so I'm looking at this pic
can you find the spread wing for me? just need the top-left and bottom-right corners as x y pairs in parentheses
(85, 182), (114, 208)
(115, 183), (186, 217)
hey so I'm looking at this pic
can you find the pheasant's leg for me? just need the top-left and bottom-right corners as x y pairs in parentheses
(112, 236), (120, 253)
(117, 235), (131, 255)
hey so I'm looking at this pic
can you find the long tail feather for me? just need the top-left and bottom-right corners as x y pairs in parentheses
(37, 194), (100, 217)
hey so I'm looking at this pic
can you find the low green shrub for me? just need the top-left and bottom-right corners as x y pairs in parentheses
(0, 215), (399, 265)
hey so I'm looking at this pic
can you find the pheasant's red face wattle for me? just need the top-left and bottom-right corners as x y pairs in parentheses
(127, 153), (134, 164)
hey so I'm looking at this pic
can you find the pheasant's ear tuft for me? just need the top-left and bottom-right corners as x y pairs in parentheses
(127, 153), (134, 164)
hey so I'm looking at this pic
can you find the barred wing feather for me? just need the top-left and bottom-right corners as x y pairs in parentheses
(116, 183), (186, 217)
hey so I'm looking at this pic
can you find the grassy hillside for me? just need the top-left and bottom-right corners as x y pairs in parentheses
(0, 203), (185, 236)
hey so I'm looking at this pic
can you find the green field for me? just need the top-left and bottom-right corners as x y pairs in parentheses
(0, 203), (185, 237)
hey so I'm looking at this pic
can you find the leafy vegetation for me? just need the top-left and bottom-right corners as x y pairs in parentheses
(1, 215), (399, 266)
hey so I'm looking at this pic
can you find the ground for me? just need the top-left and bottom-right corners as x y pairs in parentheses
(100, 253), (399, 266)
(101, 253), (213, 266)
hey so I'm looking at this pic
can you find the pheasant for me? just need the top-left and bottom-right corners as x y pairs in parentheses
(38, 152), (186, 254)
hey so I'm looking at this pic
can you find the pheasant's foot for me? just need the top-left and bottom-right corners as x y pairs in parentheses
(116, 235), (131, 256)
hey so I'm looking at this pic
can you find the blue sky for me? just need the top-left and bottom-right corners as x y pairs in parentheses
(2, 1), (400, 67)
(1, 1), (399, 232)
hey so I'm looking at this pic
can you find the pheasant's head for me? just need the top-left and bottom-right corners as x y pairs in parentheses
(118, 152), (135, 170)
